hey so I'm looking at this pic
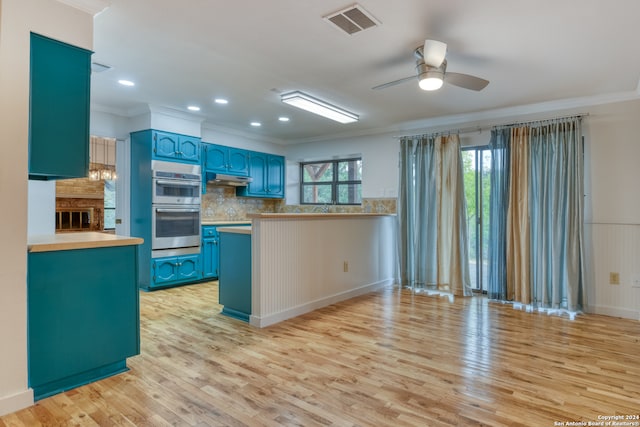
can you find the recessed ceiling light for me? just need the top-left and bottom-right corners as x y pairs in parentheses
(278, 117), (290, 122)
(187, 105), (201, 111)
(118, 79), (135, 87)
(214, 98), (229, 105)
(250, 122), (261, 127)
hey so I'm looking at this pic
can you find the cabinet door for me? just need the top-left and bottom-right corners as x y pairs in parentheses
(203, 144), (228, 173)
(153, 131), (180, 160)
(178, 136), (200, 163)
(177, 254), (201, 281)
(202, 237), (219, 279)
(245, 152), (268, 196)
(152, 257), (179, 285)
(227, 148), (250, 176)
(29, 33), (91, 180)
(266, 155), (285, 197)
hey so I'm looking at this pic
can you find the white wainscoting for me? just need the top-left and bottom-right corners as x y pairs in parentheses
(250, 215), (396, 327)
(586, 223), (640, 320)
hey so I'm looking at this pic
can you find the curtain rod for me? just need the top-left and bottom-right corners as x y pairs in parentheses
(395, 113), (589, 140)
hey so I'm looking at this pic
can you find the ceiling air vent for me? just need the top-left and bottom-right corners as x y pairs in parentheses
(324, 4), (380, 35)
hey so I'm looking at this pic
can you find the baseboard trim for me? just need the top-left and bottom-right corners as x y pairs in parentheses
(0, 389), (34, 417)
(589, 304), (639, 320)
(250, 279), (394, 328)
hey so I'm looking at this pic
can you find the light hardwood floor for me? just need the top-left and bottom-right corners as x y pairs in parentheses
(2, 281), (639, 426)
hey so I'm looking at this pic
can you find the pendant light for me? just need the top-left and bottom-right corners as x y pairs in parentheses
(88, 137), (101, 180)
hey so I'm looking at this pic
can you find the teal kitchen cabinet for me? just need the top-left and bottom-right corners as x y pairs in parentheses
(201, 223), (250, 279)
(29, 32), (92, 180)
(202, 226), (220, 279)
(237, 152), (285, 198)
(153, 130), (200, 163)
(28, 244), (140, 400)
(218, 228), (252, 322)
(202, 143), (250, 176)
(151, 254), (202, 288)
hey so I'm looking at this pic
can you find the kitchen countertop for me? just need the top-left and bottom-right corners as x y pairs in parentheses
(201, 220), (252, 226)
(217, 226), (252, 235)
(28, 232), (144, 253)
(247, 213), (395, 219)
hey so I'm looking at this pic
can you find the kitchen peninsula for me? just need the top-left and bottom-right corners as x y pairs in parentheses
(218, 213), (396, 327)
(27, 232), (143, 400)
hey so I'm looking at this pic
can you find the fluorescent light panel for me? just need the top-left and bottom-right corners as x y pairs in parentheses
(281, 91), (358, 124)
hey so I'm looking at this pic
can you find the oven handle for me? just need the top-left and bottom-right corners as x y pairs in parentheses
(155, 208), (200, 213)
(154, 180), (200, 187)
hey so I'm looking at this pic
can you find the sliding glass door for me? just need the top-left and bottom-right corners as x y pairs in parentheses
(462, 147), (492, 293)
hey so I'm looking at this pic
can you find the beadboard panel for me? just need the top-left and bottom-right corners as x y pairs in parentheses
(251, 216), (396, 327)
(586, 223), (640, 319)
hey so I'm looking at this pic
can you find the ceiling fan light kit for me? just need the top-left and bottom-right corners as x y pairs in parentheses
(281, 91), (358, 124)
(417, 59), (445, 91)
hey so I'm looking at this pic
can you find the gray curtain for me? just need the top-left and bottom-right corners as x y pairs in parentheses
(397, 134), (472, 297)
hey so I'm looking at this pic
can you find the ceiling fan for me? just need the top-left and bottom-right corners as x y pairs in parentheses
(372, 39), (489, 92)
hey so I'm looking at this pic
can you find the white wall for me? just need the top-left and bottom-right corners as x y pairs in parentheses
(582, 99), (640, 319)
(284, 132), (400, 201)
(0, 0), (93, 415)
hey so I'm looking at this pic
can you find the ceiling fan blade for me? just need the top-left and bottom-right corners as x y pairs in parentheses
(445, 72), (489, 91)
(371, 75), (415, 90)
(423, 39), (447, 67)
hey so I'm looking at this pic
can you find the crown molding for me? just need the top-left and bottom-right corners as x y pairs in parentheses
(55, 0), (110, 16)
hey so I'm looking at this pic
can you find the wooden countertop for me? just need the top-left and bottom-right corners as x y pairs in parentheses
(28, 232), (144, 253)
(201, 220), (252, 226)
(217, 226), (252, 235)
(247, 213), (395, 220)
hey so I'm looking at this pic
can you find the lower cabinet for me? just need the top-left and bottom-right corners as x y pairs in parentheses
(28, 245), (140, 400)
(152, 254), (202, 287)
(202, 226), (220, 279)
(201, 223), (250, 280)
(218, 230), (252, 322)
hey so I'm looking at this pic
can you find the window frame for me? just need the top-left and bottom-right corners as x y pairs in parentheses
(299, 157), (362, 205)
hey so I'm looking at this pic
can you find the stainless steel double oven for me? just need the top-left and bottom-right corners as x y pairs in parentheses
(151, 160), (201, 258)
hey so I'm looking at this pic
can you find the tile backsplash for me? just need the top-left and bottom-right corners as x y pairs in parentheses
(201, 186), (282, 221)
(201, 184), (396, 221)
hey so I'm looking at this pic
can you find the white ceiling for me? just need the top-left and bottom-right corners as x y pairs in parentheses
(90, 0), (640, 143)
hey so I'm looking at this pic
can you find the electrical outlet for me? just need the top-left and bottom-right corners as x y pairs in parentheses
(609, 272), (620, 285)
(343, 261), (348, 272)
(632, 275), (640, 288)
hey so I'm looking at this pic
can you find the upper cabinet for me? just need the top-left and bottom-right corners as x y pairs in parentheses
(29, 33), (92, 180)
(237, 152), (285, 199)
(202, 143), (249, 176)
(153, 131), (200, 163)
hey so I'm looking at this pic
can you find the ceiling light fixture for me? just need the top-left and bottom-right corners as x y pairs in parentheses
(278, 117), (290, 122)
(214, 98), (229, 104)
(280, 91), (358, 124)
(250, 122), (261, 127)
(118, 79), (135, 87)
(187, 105), (201, 111)
(416, 60), (445, 91)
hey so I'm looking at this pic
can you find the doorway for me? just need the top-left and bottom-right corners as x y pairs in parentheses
(462, 147), (492, 293)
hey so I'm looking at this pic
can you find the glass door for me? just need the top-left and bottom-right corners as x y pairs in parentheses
(462, 148), (492, 293)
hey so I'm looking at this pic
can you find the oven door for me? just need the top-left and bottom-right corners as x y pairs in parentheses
(152, 177), (201, 205)
(151, 205), (201, 250)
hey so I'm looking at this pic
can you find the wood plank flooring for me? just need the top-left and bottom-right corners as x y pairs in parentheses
(2, 282), (639, 426)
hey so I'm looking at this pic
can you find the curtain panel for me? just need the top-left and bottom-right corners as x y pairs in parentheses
(397, 134), (472, 297)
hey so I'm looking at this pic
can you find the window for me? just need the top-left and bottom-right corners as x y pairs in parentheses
(300, 158), (362, 205)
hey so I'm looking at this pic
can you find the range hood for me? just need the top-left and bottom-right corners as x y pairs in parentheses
(205, 172), (253, 187)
